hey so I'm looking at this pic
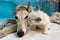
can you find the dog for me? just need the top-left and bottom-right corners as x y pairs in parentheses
(50, 12), (60, 24)
(0, 3), (50, 38)
(25, 6), (50, 35)
(0, 2), (32, 38)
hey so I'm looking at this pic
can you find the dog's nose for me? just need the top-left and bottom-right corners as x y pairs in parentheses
(17, 31), (24, 37)
(25, 16), (28, 19)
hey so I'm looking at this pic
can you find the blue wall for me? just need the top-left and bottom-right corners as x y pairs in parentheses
(0, 0), (59, 18)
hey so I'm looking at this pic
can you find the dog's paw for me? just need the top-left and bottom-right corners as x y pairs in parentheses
(0, 31), (7, 38)
(0, 32), (5, 38)
(42, 31), (48, 35)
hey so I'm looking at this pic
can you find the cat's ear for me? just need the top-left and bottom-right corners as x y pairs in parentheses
(27, 1), (33, 13)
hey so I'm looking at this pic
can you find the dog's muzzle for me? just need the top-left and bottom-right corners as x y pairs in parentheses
(17, 30), (24, 37)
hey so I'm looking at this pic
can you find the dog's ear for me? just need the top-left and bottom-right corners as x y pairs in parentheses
(14, 11), (16, 16)
(35, 6), (40, 11)
(16, 5), (21, 11)
(14, 6), (20, 16)
(27, 1), (32, 13)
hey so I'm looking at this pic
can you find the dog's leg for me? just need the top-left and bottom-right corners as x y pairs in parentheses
(40, 24), (50, 35)
(0, 24), (17, 38)
(0, 20), (10, 30)
(0, 19), (16, 30)
(42, 27), (48, 35)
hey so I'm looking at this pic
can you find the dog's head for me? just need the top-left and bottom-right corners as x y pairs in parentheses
(14, 2), (33, 37)
(25, 6), (41, 25)
(25, 6), (50, 25)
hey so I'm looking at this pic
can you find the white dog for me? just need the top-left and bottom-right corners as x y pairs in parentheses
(25, 7), (50, 35)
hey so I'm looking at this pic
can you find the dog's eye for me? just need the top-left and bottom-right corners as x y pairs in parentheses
(15, 16), (18, 19)
(35, 17), (41, 22)
(25, 16), (28, 19)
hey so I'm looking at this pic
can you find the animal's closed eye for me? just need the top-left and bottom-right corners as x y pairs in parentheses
(15, 16), (18, 19)
(35, 17), (41, 22)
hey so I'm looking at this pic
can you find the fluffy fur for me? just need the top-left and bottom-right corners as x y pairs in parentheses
(25, 7), (50, 35)
(50, 12), (60, 24)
